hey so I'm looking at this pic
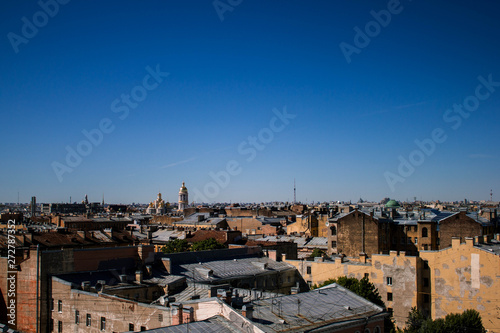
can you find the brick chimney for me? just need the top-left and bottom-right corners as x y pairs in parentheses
(267, 249), (278, 261)
(242, 304), (253, 319)
(182, 306), (194, 323)
(171, 303), (183, 325)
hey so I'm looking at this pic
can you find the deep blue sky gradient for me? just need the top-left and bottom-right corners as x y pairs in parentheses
(1, 0), (499, 204)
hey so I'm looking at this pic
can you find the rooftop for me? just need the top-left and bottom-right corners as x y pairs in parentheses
(248, 283), (385, 332)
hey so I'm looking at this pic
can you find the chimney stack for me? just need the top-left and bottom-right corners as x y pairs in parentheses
(182, 306), (194, 323)
(81, 281), (90, 291)
(242, 304), (253, 319)
(135, 270), (143, 283)
(171, 303), (183, 325)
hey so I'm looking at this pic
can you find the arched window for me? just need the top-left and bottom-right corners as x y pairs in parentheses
(331, 226), (336, 235)
(422, 227), (428, 238)
(374, 327), (381, 333)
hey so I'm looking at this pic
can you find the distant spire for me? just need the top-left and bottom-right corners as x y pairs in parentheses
(102, 193), (105, 206)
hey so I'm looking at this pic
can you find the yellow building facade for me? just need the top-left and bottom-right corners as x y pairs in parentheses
(285, 237), (500, 332)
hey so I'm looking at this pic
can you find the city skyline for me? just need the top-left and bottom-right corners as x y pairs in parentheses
(1, 1), (499, 204)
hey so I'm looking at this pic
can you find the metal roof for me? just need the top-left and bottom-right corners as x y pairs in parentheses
(142, 315), (244, 333)
(174, 256), (295, 282)
(249, 283), (384, 332)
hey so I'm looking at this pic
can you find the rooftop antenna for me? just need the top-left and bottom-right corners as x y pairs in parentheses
(490, 189), (493, 202)
(294, 178), (296, 204)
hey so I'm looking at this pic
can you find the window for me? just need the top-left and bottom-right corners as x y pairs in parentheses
(407, 237), (412, 244)
(422, 227), (428, 238)
(58, 321), (62, 333)
(75, 310), (79, 324)
(86, 314), (91, 327)
(129, 324), (134, 332)
(100, 317), (106, 331)
(158, 313), (163, 322)
(306, 266), (311, 274)
(331, 226), (336, 235)
(423, 278), (429, 287)
(364, 329), (371, 333)
(437, 238), (440, 245)
(331, 241), (337, 247)
(58, 300), (62, 313)
(50, 319), (53, 332)
(387, 292), (393, 301)
(424, 294), (430, 303)
(51, 298), (54, 311)
(386, 277), (393, 286)
(374, 327), (381, 333)
(140, 327), (146, 331)
(413, 226), (417, 232)
(414, 237), (418, 244)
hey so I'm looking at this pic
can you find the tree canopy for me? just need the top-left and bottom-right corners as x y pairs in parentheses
(191, 238), (226, 251)
(160, 239), (189, 253)
(312, 276), (384, 308)
(160, 237), (226, 253)
(309, 248), (326, 258)
(402, 307), (486, 333)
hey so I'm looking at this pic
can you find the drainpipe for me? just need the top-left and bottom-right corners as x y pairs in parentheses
(362, 213), (365, 253)
(36, 245), (39, 333)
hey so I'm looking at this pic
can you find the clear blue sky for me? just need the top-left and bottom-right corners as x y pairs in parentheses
(1, 0), (499, 204)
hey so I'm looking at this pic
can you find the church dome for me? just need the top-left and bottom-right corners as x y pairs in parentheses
(385, 199), (400, 208)
(179, 182), (188, 192)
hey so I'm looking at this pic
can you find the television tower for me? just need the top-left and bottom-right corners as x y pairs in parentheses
(294, 178), (296, 204)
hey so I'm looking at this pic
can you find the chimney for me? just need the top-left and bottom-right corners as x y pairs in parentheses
(496, 233), (500, 241)
(182, 306), (194, 323)
(96, 280), (106, 292)
(81, 281), (90, 291)
(217, 289), (231, 304)
(452, 237), (461, 248)
(465, 237), (474, 247)
(171, 303), (183, 325)
(135, 270), (143, 283)
(483, 235), (491, 243)
(119, 275), (128, 283)
(359, 253), (367, 263)
(267, 249), (278, 261)
(474, 236), (482, 245)
(242, 304), (253, 319)
(162, 258), (172, 274)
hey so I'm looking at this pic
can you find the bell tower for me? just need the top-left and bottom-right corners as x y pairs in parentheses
(178, 182), (188, 212)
